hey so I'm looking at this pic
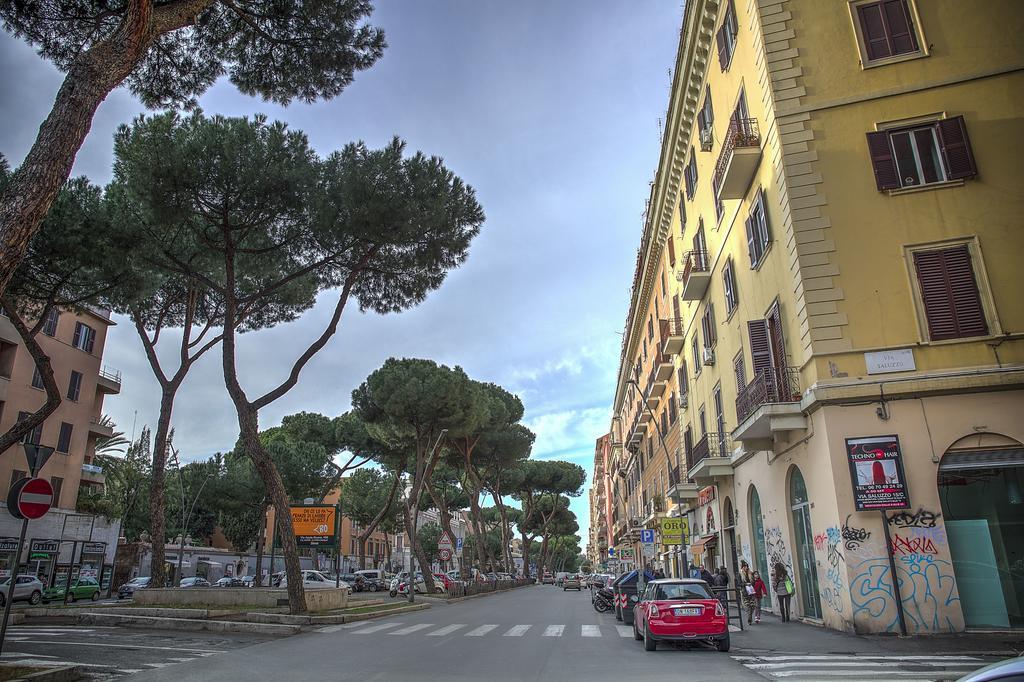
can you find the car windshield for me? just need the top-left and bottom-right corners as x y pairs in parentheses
(654, 583), (713, 601)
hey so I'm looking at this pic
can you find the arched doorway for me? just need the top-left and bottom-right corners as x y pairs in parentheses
(723, 497), (739, 579)
(748, 486), (770, 600)
(789, 466), (822, 619)
(938, 433), (1024, 629)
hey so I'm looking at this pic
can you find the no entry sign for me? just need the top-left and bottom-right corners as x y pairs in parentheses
(7, 477), (54, 520)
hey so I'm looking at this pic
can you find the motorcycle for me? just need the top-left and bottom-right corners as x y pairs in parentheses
(593, 587), (614, 613)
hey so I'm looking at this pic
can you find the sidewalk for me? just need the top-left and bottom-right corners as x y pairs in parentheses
(731, 612), (1024, 657)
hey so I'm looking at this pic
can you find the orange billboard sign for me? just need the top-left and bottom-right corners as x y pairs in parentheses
(290, 505), (337, 546)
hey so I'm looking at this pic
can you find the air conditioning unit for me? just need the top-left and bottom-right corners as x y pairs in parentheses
(699, 127), (713, 151)
(702, 347), (716, 366)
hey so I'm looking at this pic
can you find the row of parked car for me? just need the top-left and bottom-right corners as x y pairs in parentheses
(0, 574), (106, 606)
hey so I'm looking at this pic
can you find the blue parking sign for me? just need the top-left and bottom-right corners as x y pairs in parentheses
(640, 529), (655, 543)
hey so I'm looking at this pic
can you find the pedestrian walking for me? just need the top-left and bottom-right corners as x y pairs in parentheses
(699, 565), (715, 584)
(712, 566), (730, 605)
(738, 560), (757, 625)
(751, 570), (767, 623)
(771, 562), (794, 622)
(689, 562), (700, 579)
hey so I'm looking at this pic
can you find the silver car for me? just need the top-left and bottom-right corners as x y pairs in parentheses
(0, 575), (45, 606)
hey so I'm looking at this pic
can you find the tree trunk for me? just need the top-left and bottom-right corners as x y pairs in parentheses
(254, 504), (267, 587)
(148, 387), (176, 588)
(357, 473), (399, 572)
(539, 534), (550, 576)
(467, 493), (487, 570)
(520, 530), (531, 580)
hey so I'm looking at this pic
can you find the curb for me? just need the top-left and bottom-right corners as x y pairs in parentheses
(322, 603), (430, 624)
(1, 665), (83, 682)
(76, 612), (301, 636)
(73, 607), (244, 619)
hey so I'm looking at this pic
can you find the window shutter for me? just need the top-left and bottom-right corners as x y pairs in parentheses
(744, 215), (758, 266)
(734, 352), (747, 390)
(857, 2), (891, 60)
(668, 234), (676, 266)
(944, 246), (988, 337)
(716, 27), (729, 70)
(747, 320), (772, 377)
(678, 360), (689, 396)
(757, 189), (772, 247)
(936, 116), (978, 180)
(866, 131), (901, 190)
(85, 326), (95, 353)
(706, 303), (716, 346)
(913, 250), (957, 340)
(72, 322), (82, 349)
(883, 0), (918, 54)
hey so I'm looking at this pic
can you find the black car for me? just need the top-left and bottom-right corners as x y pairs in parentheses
(338, 573), (367, 592)
(117, 576), (151, 599)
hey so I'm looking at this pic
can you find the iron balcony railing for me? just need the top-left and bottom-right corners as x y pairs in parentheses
(735, 366), (801, 424)
(99, 365), (121, 383)
(661, 317), (685, 340)
(680, 248), (710, 284)
(686, 431), (730, 472)
(713, 117), (761, 196)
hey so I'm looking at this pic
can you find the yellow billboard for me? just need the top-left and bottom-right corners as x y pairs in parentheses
(661, 517), (688, 546)
(290, 505), (337, 546)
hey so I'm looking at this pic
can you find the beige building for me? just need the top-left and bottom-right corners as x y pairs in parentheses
(601, 0), (1024, 634)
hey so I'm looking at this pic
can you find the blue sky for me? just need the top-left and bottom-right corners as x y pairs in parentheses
(0, 2), (682, 550)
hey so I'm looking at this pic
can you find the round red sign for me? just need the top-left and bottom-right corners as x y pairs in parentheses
(15, 477), (53, 520)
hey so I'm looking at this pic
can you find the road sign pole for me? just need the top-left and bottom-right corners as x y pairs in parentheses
(0, 515), (30, 656)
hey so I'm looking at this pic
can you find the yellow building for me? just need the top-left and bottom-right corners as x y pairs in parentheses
(605, 0), (1024, 634)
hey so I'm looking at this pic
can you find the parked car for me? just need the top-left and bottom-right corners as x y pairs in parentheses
(496, 573), (513, 581)
(276, 570), (349, 592)
(239, 575), (255, 587)
(213, 577), (244, 588)
(956, 654), (1024, 681)
(117, 576), (151, 599)
(541, 573), (554, 585)
(432, 572), (454, 590)
(354, 569), (386, 585)
(179, 576), (211, 588)
(632, 579), (729, 652)
(563, 575), (582, 591)
(43, 576), (102, 603)
(0, 575), (44, 606)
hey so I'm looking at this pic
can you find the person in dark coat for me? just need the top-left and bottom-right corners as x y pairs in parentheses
(712, 566), (730, 604)
(699, 565), (715, 583)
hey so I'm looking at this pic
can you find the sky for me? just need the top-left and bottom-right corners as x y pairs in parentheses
(0, 2), (683, 552)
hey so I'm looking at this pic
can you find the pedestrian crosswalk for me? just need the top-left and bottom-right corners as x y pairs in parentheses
(326, 621), (636, 639)
(732, 653), (997, 680)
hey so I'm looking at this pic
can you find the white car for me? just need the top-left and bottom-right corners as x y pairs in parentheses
(275, 570), (349, 592)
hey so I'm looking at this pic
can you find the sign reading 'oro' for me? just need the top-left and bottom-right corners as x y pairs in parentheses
(289, 505), (337, 546)
(660, 517), (689, 546)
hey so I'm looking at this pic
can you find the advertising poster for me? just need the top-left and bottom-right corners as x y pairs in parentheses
(845, 434), (910, 511)
(290, 505), (338, 546)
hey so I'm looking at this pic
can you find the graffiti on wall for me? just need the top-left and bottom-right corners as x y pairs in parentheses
(817, 526), (845, 614)
(841, 514), (871, 551)
(765, 526), (791, 573)
(890, 533), (940, 556)
(887, 508), (941, 529)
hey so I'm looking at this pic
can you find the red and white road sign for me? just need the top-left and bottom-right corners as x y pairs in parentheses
(438, 532), (454, 551)
(14, 478), (53, 519)
(438, 548), (452, 562)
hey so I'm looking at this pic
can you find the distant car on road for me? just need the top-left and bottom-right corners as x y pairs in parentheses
(213, 577), (244, 588)
(179, 576), (211, 588)
(562, 575), (582, 591)
(541, 573), (554, 585)
(43, 576), (102, 603)
(0, 575), (44, 606)
(632, 579), (729, 652)
(117, 576), (151, 599)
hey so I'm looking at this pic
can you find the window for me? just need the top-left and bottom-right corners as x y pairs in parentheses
(67, 370), (83, 401)
(41, 309), (59, 337)
(699, 406), (707, 435)
(912, 244), (989, 341)
(679, 193), (687, 231)
(50, 477), (63, 507)
(717, 0), (738, 70)
(734, 351), (747, 390)
(854, 0), (921, 63)
(678, 360), (689, 398)
(691, 334), (701, 377)
(714, 191), (724, 223)
(668, 393), (677, 424)
(57, 422), (73, 454)
(17, 411), (42, 445)
(72, 322), (96, 353)
(647, 316), (654, 341)
(701, 303), (717, 348)
(9, 469), (26, 492)
(698, 87), (714, 149)
(667, 235), (676, 267)
(31, 366), (45, 390)
(660, 410), (668, 436)
(693, 220), (708, 268)
(867, 117), (976, 191)
(723, 259), (739, 314)
(684, 149), (698, 200)
(744, 189), (771, 267)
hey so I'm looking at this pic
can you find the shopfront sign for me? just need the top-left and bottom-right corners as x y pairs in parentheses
(698, 486), (716, 506)
(660, 518), (688, 546)
(846, 434), (910, 511)
(618, 547), (635, 561)
(29, 539), (59, 554)
(82, 542), (106, 555)
(289, 505), (337, 546)
(0, 538), (18, 553)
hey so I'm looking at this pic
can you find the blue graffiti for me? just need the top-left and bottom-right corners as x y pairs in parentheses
(850, 554), (959, 633)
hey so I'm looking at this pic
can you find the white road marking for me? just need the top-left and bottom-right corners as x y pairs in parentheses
(4, 640), (222, 653)
(615, 625), (633, 638)
(731, 654), (993, 681)
(316, 624), (346, 633)
(0, 652), (58, 659)
(581, 625), (601, 637)
(503, 625), (532, 637)
(542, 625), (564, 637)
(389, 623), (433, 635)
(352, 622), (403, 634)
(464, 624), (499, 636)
(732, 655), (984, 662)
(748, 662), (983, 669)
(426, 624), (466, 636)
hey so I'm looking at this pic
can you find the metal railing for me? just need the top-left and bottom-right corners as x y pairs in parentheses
(709, 585), (746, 632)
(686, 432), (730, 472)
(680, 249), (710, 284)
(713, 117), (761, 196)
(661, 317), (685, 341)
(98, 366), (121, 383)
(735, 367), (801, 424)
(446, 577), (531, 598)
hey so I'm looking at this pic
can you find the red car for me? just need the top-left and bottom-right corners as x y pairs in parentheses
(632, 579), (729, 652)
(432, 572), (454, 590)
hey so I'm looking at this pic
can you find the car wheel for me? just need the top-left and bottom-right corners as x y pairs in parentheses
(91, 591), (100, 601)
(633, 620), (642, 641)
(29, 590), (41, 605)
(716, 634), (730, 652)
(369, 584), (378, 592)
(643, 622), (657, 651)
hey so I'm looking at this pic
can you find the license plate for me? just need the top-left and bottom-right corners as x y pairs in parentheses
(675, 607), (701, 616)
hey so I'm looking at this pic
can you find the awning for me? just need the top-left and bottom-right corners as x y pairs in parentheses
(688, 534), (719, 554)
(939, 448), (1024, 471)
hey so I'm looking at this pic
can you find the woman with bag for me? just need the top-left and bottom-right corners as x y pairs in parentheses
(772, 562), (794, 622)
(738, 560), (757, 625)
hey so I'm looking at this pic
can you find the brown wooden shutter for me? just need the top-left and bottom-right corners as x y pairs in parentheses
(857, 2), (891, 60)
(668, 233), (676, 266)
(883, 0), (918, 54)
(734, 352), (747, 390)
(914, 246), (988, 340)
(678, 359), (689, 396)
(936, 116), (978, 180)
(945, 246), (988, 337)
(866, 131), (900, 190)
(744, 214), (758, 266)
(747, 320), (772, 377)
(717, 27), (729, 70)
(706, 303), (716, 346)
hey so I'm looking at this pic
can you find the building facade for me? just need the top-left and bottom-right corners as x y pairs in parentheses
(598, 0), (1024, 634)
(0, 306), (122, 588)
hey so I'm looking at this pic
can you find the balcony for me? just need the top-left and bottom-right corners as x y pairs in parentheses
(88, 418), (114, 438)
(713, 117), (762, 200)
(641, 497), (666, 526)
(733, 367), (806, 448)
(96, 365), (121, 394)
(661, 318), (686, 356)
(667, 465), (700, 503)
(678, 249), (711, 300)
(686, 432), (734, 484)
(81, 462), (105, 484)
